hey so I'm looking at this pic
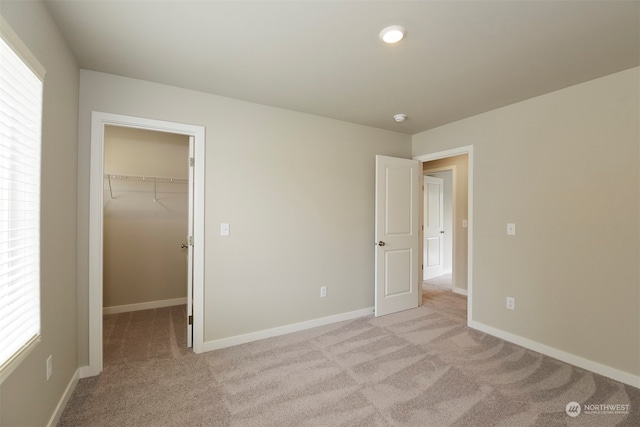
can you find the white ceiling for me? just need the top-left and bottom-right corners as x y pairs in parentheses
(43, 0), (639, 135)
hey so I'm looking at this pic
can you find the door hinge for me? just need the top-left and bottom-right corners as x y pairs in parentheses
(188, 315), (193, 325)
(188, 236), (193, 246)
(189, 157), (194, 167)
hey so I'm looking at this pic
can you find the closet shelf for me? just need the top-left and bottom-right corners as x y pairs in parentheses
(104, 174), (188, 184)
(104, 174), (188, 201)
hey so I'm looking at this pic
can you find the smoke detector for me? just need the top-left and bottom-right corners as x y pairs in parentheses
(393, 114), (407, 123)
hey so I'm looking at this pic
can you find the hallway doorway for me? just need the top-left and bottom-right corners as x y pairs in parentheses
(415, 146), (473, 323)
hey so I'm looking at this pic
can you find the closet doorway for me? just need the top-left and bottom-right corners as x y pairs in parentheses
(103, 125), (189, 313)
(86, 112), (205, 378)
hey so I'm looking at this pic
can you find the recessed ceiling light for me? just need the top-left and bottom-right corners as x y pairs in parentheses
(380, 25), (406, 44)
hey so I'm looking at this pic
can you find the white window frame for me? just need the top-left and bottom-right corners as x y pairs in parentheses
(0, 16), (46, 384)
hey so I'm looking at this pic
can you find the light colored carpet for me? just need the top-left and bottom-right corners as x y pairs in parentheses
(58, 295), (639, 426)
(422, 274), (453, 290)
(422, 277), (465, 322)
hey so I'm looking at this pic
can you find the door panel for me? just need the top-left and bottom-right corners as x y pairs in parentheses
(375, 155), (420, 317)
(385, 249), (412, 295)
(385, 167), (413, 235)
(426, 238), (441, 267)
(423, 176), (444, 280)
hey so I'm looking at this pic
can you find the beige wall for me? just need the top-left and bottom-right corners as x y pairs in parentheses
(103, 126), (189, 308)
(104, 126), (190, 178)
(413, 68), (640, 377)
(77, 70), (412, 363)
(423, 155), (468, 291)
(0, 1), (80, 425)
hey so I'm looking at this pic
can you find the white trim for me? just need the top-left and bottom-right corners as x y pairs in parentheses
(469, 320), (640, 389)
(203, 307), (374, 352)
(103, 297), (188, 315)
(414, 145), (474, 325)
(0, 16), (46, 80)
(414, 146), (473, 163)
(0, 336), (40, 385)
(452, 287), (468, 296)
(46, 368), (79, 427)
(88, 112), (206, 377)
(78, 365), (92, 379)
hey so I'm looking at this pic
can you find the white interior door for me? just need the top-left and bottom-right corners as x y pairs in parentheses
(375, 155), (421, 317)
(186, 136), (194, 347)
(423, 176), (444, 280)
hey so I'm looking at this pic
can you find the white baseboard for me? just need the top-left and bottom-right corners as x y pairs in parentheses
(47, 368), (79, 427)
(203, 307), (374, 353)
(452, 287), (468, 296)
(79, 364), (99, 379)
(469, 320), (640, 389)
(103, 297), (187, 315)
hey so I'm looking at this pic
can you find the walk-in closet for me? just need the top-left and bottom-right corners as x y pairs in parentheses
(103, 125), (190, 314)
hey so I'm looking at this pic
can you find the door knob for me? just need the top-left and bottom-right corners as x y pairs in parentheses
(377, 241), (386, 246)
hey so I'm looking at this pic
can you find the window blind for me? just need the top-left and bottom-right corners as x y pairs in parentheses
(0, 34), (43, 370)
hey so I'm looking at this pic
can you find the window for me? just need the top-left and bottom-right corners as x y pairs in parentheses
(0, 20), (45, 376)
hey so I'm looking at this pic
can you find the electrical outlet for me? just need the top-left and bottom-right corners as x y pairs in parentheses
(320, 286), (327, 298)
(46, 355), (53, 381)
(506, 297), (515, 310)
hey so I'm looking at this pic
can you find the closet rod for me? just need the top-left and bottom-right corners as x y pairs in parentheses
(104, 174), (188, 184)
(107, 175), (114, 199)
(104, 174), (188, 201)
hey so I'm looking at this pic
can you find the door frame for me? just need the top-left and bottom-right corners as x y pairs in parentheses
(414, 145), (473, 324)
(83, 112), (205, 377)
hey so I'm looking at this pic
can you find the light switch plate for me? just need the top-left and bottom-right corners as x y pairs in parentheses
(506, 297), (515, 310)
(462, 219), (468, 228)
(220, 223), (230, 236)
(507, 223), (516, 236)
